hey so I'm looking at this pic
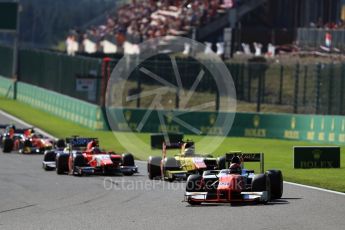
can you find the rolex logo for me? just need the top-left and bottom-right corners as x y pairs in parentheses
(291, 117), (296, 129)
(253, 115), (260, 128)
(125, 111), (131, 121)
(313, 149), (322, 160)
(209, 114), (216, 125)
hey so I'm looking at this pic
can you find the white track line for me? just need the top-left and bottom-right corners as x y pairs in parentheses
(284, 181), (345, 196)
(1, 109), (345, 196)
(0, 110), (57, 140)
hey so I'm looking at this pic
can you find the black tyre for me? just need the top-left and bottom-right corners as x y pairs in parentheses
(186, 174), (203, 205)
(42, 151), (56, 170)
(56, 154), (69, 175)
(122, 153), (135, 176)
(252, 173), (271, 203)
(163, 157), (181, 182)
(147, 156), (162, 180)
(73, 155), (87, 176)
(163, 157), (181, 171)
(23, 139), (32, 148)
(56, 139), (66, 148)
(122, 153), (135, 166)
(3, 138), (14, 153)
(266, 170), (283, 199)
(216, 156), (226, 169)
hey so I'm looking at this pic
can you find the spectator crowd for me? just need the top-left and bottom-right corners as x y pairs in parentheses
(66, 0), (239, 55)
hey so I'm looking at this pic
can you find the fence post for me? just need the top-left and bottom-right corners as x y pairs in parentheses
(278, 65), (284, 104)
(248, 63), (252, 102)
(136, 56), (141, 108)
(315, 63), (321, 114)
(303, 65), (308, 106)
(293, 63), (300, 113)
(240, 63), (244, 100)
(261, 67), (266, 104)
(175, 88), (180, 109)
(328, 63), (334, 114)
(216, 90), (220, 111)
(340, 64), (345, 115)
(256, 68), (262, 112)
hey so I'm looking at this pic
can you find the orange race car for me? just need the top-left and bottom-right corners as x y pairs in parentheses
(54, 137), (138, 176)
(184, 152), (283, 205)
(1, 125), (53, 154)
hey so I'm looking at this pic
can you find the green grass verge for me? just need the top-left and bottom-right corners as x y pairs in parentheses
(1, 97), (345, 192)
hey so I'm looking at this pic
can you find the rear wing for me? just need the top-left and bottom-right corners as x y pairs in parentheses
(225, 152), (264, 173)
(66, 137), (98, 148)
(162, 141), (195, 158)
(0, 124), (10, 129)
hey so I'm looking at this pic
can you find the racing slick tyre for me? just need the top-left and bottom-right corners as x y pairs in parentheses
(42, 151), (56, 170)
(147, 156), (162, 180)
(252, 173), (271, 204)
(186, 174), (203, 205)
(56, 139), (66, 148)
(163, 157), (181, 182)
(3, 138), (14, 153)
(73, 155), (87, 176)
(266, 170), (283, 199)
(56, 154), (69, 175)
(23, 139), (32, 148)
(122, 153), (135, 176)
(216, 156), (226, 170)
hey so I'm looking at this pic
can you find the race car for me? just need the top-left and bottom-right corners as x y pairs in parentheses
(46, 137), (138, 176)
(184, 152), (283, 205)
(0, 124), (9, 149)
(147, 141), (226, 182)
(1, 125), (54, 154)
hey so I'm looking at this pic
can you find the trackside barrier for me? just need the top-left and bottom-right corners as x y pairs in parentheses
(3, 76), (345, 144)
(108, 107), (345, 145)
(0, 76), (106, 129)
(0, 76), (14, 98)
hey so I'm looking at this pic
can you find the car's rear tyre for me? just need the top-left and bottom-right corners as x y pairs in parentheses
(56, 139), (66, 148)
(216, 156), (226, 170)
(252, 173), (271, 203)
(122, 153), (135, 166)
(43, 150), (56, 170)
(3, 138), (13, 153)
(122, 153), (135, 176)
(186, 174), (203, 205)
(163, 157), (181, 182)
(56, 154), (69, 175)
(147, 156), (162, 180)
(73, 155), (87, 176)
(266, 170), (283, 199)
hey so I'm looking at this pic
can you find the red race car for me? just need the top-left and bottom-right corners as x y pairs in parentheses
(55, 137), (138, 176)
(184, 152), (283, 205)
(1, 125), (53, 154)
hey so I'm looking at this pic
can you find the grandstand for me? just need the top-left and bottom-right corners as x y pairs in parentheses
(67, 0), (261, 56)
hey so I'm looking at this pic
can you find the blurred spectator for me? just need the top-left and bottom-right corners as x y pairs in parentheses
(68, 0), (240, 54)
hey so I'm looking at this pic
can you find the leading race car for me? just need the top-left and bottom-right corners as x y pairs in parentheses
(184, 152), (283, 205)
(147, 141), (226, 182)
(45, 137), (138, 176)
(1, 125), (54, 154)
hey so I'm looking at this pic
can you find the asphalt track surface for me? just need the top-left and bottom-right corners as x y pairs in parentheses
(1, 112), (345, 230)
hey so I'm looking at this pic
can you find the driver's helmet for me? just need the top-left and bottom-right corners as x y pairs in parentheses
(229, 163), (242, 174)
(184, 147), (195, 156)
(231, 156), (241, 164)
(87, 140), (98, 151)
(91, 147), (101, 154)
